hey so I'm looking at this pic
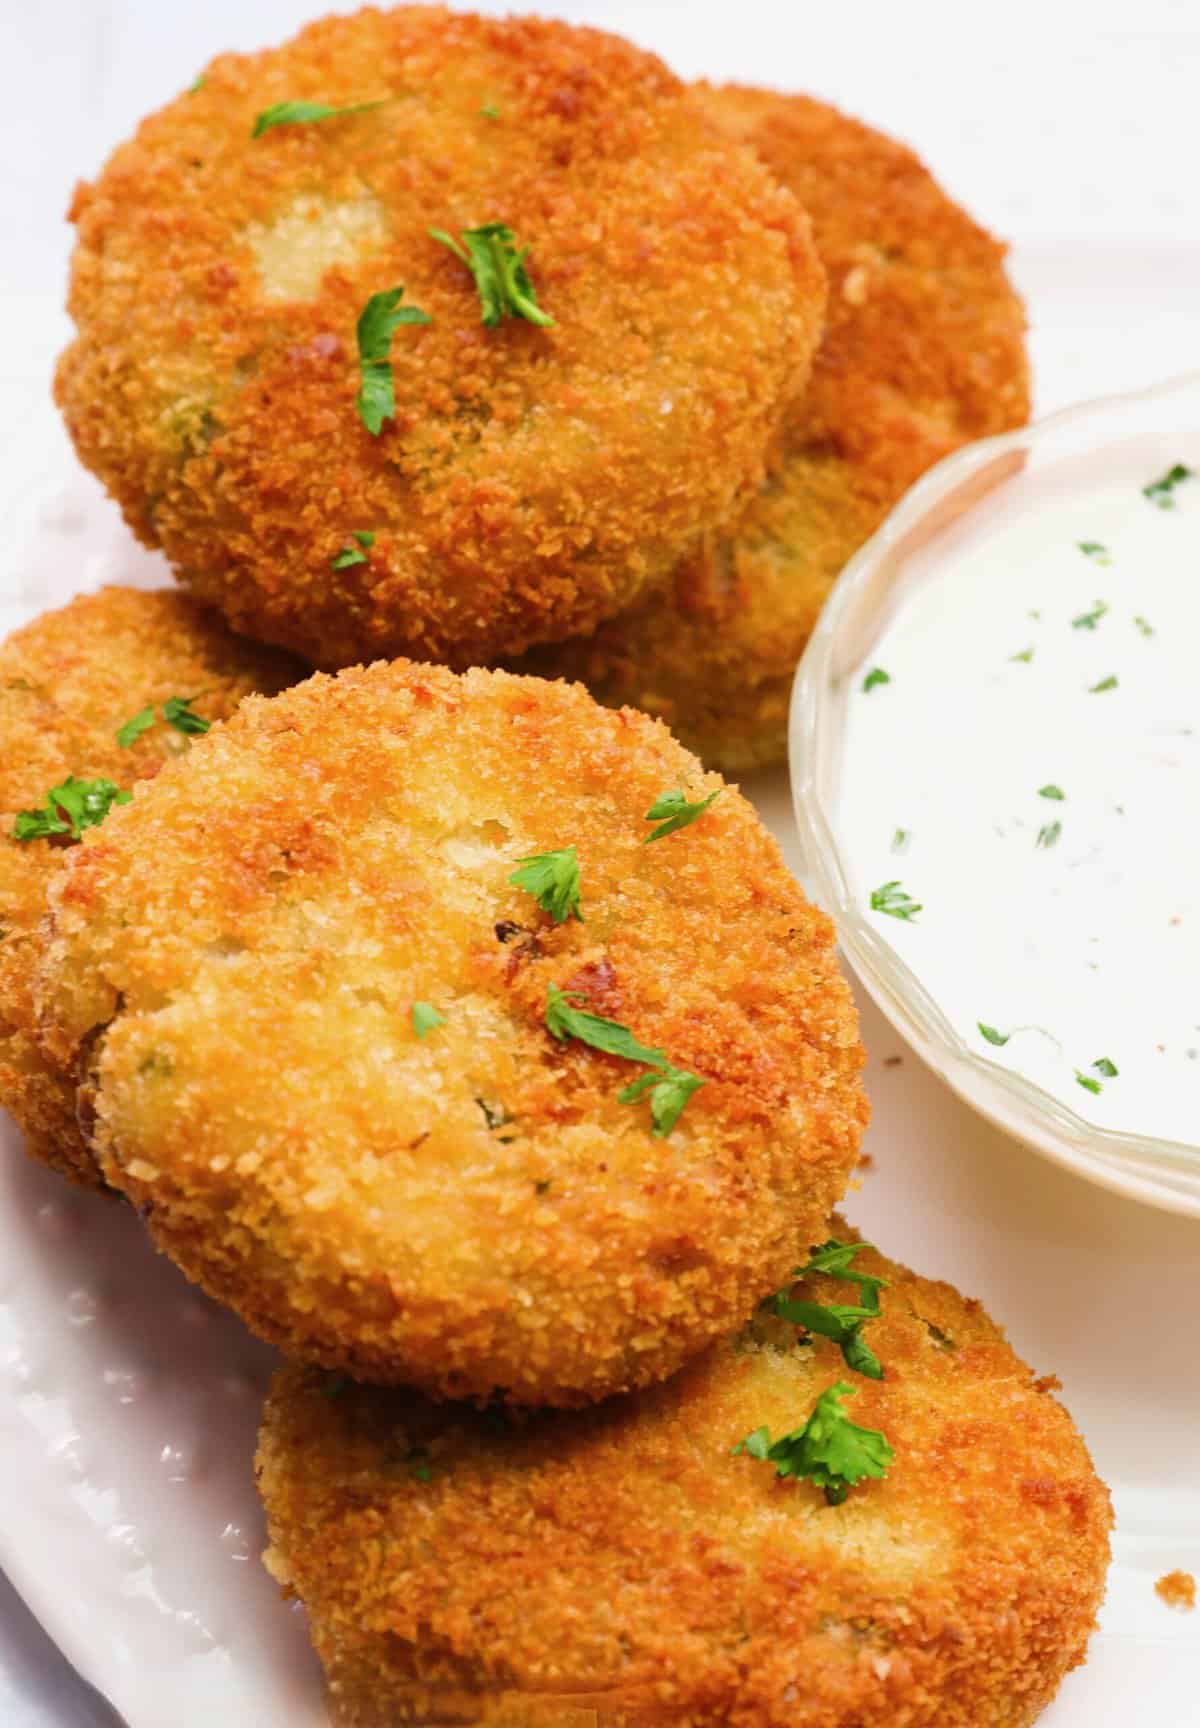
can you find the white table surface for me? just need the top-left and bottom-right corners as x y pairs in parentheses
(1, 1), (1198, 1723)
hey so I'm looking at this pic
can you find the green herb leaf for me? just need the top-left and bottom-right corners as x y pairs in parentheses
(479, 101), (500, 120)
(13, 777), (132, 842)
(1072, 600), (1108, 631)
(1036, 820), (1062, 850)
(331, 530), (375, 569)
(1010, 646), (1035, 663)
(1077, 540), (1111, 564)
(1075, 1069), (1102, 1095)
(1143, 463), (1193, 508)
(116, 705), (157, 748)
(978, 1022), (1010, 1047)
(1089, 675), (1119, 693)
(1038, 784), (1065, 800)
(795, 1239), (888, 1314)
(1093, 1056), (1118, 1078)
(1134, 615), (1155, 637)
(870, 880), (921, 921)
(642, 787), (721, 843)
(355, 286), (431, 435)
(429, 223), (553, 328)
(163, 695), (211, 736)
(617, 1066), (705, 1138)
(411, 1002), (445, 1039)
(252, 98), (384, 139)
(189, 76), (206, 95)
(862, 667), (890, 693)
(732, 1381), (893, 1504)
(770, 1298), (883, 1380)
(890, 828), (910, 854)
(509, 848), (583, 922)
(545, 985), (665, 1067)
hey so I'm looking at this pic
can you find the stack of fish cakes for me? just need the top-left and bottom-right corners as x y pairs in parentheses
(2, 9), (1107, 1725)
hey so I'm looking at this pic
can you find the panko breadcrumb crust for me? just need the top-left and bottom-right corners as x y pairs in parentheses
(35, 661), (866, 1404)
(519, 87), (1031, 771)
(55, 9), (826, 669)
(256, 1225), (1112, 1727)
(0, 587), (299, 1187)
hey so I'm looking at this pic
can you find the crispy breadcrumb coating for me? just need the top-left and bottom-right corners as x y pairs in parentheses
(518, 87), (1030, 771)
(1155, 1571), (1196, 1611)
(55, 10), (826, 669)
(0, 587), (299, 1187)
(36, 661), (865, 1403)
(256, 1224), (1112, 1727)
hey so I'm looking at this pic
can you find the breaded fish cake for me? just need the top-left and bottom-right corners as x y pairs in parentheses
(256, 1226), (1111, 1728)
(55, 11), (826, 670)
(35, 662), (865, 1403)
(519, 88), (1030, 771)
(0, 587), (299, 1188)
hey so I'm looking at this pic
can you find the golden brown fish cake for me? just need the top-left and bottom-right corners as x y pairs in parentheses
(55, 10), (826, 671)
(518, 87), (1030, 772)
(35, 661), (865, 1402)
(0, 587), (300, 1188)
(256, 1225), (1111, 1727)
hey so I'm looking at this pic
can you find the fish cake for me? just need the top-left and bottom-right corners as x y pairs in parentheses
(518, 88), (1030, 772)
(35, 661), (866, 1402)
(55, 10), (826, 670)
(0, 587), (299, 1187)
(256, 1225), (1111, 1727)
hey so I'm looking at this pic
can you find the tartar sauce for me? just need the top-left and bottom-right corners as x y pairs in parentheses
(840, 457), (1198, 1145)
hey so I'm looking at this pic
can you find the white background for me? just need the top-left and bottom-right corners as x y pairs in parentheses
(1, 2), (1198, 1723)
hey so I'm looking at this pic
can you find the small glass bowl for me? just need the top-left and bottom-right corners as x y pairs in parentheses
(789, 371), (1200, 1217)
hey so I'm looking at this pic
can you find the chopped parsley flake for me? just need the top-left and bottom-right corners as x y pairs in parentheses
(479, 101), (500, 119)
(1093, 1056), (1119, 1078)
(1077, 540), (1111, 564)
(862, 667), (890, 693)
(116, 706), (157, 748)
(355, 286), (431, 435)
(189, 76), (206, 95)
(331, 530), (375, 570)
(978, 1022), (1010, 1047)
(1010, 646), (1035, 664)
(767, 1238), (889, 1381)
(891, 828), (910, 854)
(1036, 820), (1062, 850)
(544, 984), (703, 1137)
(733, 1381), (893, 1505)
(1072, 600), (1108, 631)
(1134, 615), (1155, 637)
(1089, 675), (1119, 693)
(13, 777), (131, 842)
(252, 98), (384, 139)
(411, 1002), (445, 1039)
(1143, 463), (1193, 508)
(870, 880), (921, 921)
(163, 695), (210, 737)
(1075, 1070), (1102, 1096)
(1038, 784), (1065, 800)
(642, 787), (721, 842)
(509, 848), (583, 922)
(429, 223), (554, 327)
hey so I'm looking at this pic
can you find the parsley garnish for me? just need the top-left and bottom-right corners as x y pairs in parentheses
(189, 76), (206, 95)
(870, 880), (921, 921)
(890, 828), (910, 854)
(252, 99), (384, 139)
(1072, 600), (1108, 631)
(862, 667), (890, 693)
(509, 848), (582, 922)
(978, 1022), (1010, 1047)
(429, 223), (554, 328)
(1075, 1070), (1102, 1096)
(1010, 646), (1035, 663)
(1036, 820), (1062, 850)
(1134, 615), (1155, 637)
(331, 530), (375, 570)
(479, 101), (500, 120)
(163, 695), (210, 737)
(13, 777), (131, 842)
(1077, 541), (1111, 564)
(1038, 785), (1065, 800)
(642, 788), (721, 843)
(355, 286), (431, 435)
(733, 1381), (893, 1505)
(1089, 675), (1119, 693)
(544, 984), (703, 1137)
(116, 706), (156, 748)
(1093, 1056), (1119, 1077)
(1143, 463), (1193, 508)
(767, 1238), (888, 1381)
(411, 1002), (445, 1039)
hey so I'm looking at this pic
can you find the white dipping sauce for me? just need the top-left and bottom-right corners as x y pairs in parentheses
(840, 459), (1198, 1146)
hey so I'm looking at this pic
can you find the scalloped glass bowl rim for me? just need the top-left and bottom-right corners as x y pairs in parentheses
(788, 370), (1200, 1218)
